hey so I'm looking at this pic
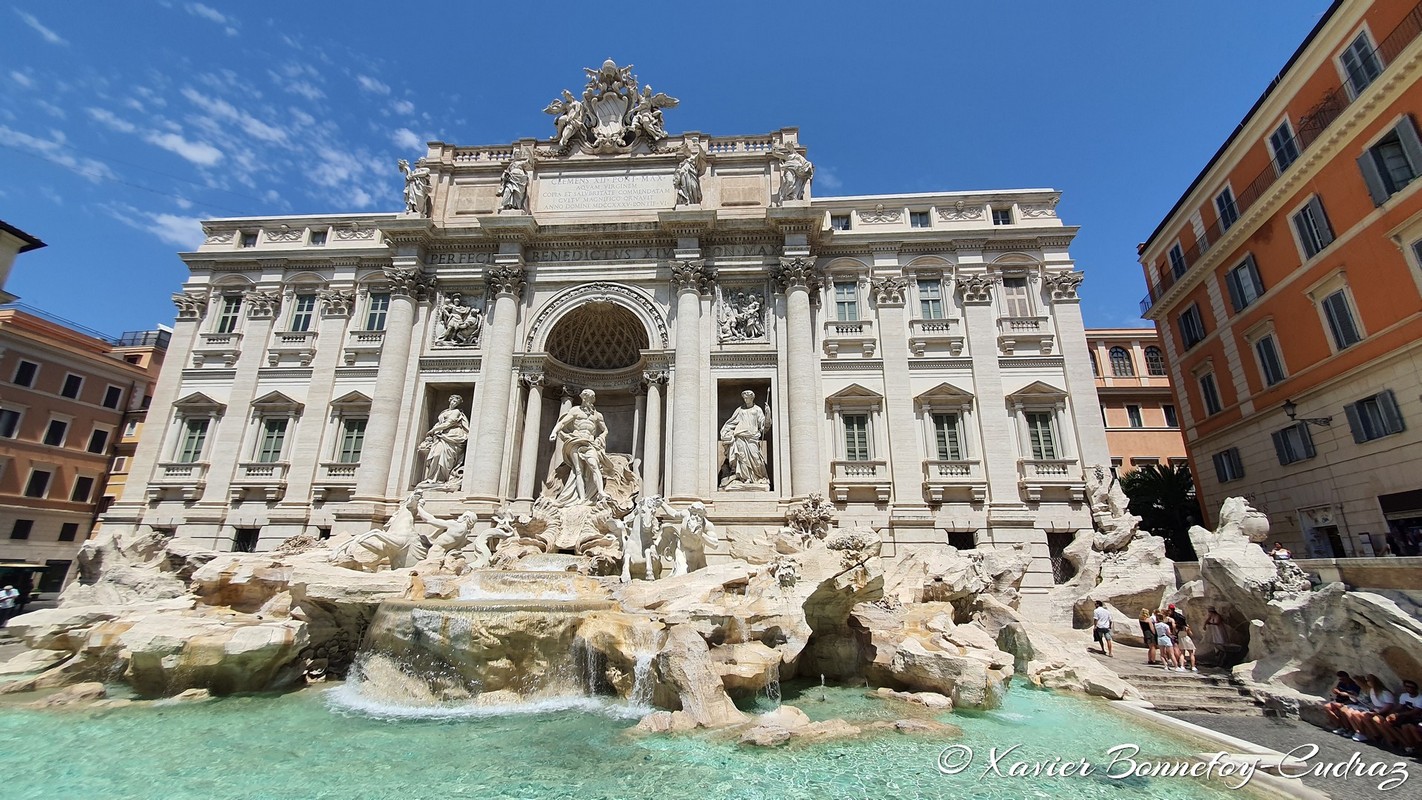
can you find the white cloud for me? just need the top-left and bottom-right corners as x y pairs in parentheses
(391, 99), (415, 115)
(391, 127), (422, 150)
(174, 197), (193, 210)
(15, 10), (67, 45)
(180, 87), (289, 144)
(10, 71), (33, 88)
(356, 75), (390, 95)
(145, 131), (224, 166)
(186, 3), (238, 35)
(815, 165), (843, 191)
(87, 107), (138, 134)
(0, 124), (115, 182)
(285, 80), (323, 101)
(146, 212), (207, 248)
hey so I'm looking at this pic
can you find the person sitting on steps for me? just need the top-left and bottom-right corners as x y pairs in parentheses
(1323, 670), (1364, 735)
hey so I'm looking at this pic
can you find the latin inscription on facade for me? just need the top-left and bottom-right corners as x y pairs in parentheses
(537, 173), (675, 213)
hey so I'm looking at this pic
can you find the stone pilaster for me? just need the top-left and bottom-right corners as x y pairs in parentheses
(959, 267), (1021, 509)
(1044, 270), (1109, 467)
(871, 272), (924, 509)
(280, 288), (353, 507)
(468, 262), (527, 500)
(354, 265), (425, 502)
(515, 372), (544, 501)
(774, 256), (824, 498)
(202, 287), (280, 506)
(668, 258), (711, 500)
(642, 369), (667, 497)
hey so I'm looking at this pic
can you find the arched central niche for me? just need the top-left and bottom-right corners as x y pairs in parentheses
(544, 300), (649, 370)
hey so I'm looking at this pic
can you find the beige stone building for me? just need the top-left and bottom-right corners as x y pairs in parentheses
(0, 307), (158, 591)
(103, 64), (1109, 598)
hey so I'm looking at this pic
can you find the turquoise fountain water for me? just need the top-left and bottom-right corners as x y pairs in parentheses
(0, 681), (1243, 800)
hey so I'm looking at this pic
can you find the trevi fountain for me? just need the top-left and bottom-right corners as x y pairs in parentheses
(4, 61), (1417, 800)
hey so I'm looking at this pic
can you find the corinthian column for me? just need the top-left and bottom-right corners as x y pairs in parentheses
(668, 260), (710, 500)
(774, 257), (824, 497)
(354, 266), (425, 501)
(641, 370), (667, 497)
(468, 263), (526, 499)
(515, 373), (544, 501)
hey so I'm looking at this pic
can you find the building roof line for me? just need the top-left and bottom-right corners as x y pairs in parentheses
(0, 219), (46, 253)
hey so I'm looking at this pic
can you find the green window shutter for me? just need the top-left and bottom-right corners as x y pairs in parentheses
(1359, 150), (1390, 205)
(1271, 430), (1290, 465)
(1378, 389), (1405, 434)
(1310, 196), (1335, 247)
(1344, 401), (1367, 443)
(1396, 116), (1422, 178)
(1225, 269), (1244, 312)
(1299, 424), (1316, 459)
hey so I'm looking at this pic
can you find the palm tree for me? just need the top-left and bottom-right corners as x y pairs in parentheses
(1119, 463), (1201, 561)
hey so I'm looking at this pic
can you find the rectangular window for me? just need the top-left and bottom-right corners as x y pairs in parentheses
(833, 282), (859, 322)
(1199, 373), (1223, 416)
(24, 469), (52, 498)
(58, 522), (79, 542)
(917, 280), (944, 319)
(1212, 448), (1245, 482)
(1168, 244), (1187, 278)
(932, 413), (963, 461)
(991, 207), (1013, 226)
(102, 385), (123, 409)
(1126, 405), (1143, 428)
(71, 476), (95, 503)
(1001, 277), (1033, 317)
(1225, 255), (1265, 312)
(1292, 196), (1335, 258)
(233, 528), (260, 553)
(61, 374), (83, 399)
(1215, 187), (1239, 231)
(829, 214), (851, 231)
(1179, 304), (1206, 349)
(1162, 404), (1179, 428)
(0, 409), (20, 438)
(365, 293), (390, 330)
(1321, 289), (1363, 350)
(177, 418), (210, 463)
(12, 360), (38, 387)
(1025, 412), (1058, 459)
(309, 230), (327, 246)
(43, 418), (68, 447)
(1272, 423), (1316, 465)
(289, 293), (316, 333)
(910, 211), (930, 228)
(1270, 120), (1300, 172)
(86, 428), (109, 454)
(843, 414), (870, 461)
(10, 519), (33, 540)
(239, 231), (258, 248)
(257, 417), (288, 463)
(1255, 334), (1287, 386)
(1341, 31), (1383, 97)
(215, 296), (242, 334)
(1358, 118), (1422, 205)
(338, 417), (367, 463)
(111, 456), (128, 473)
(123, 419), (139, 437)
(1345, 389), (1406, 443)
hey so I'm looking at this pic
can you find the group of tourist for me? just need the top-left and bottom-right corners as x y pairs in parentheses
(1323, 671), (1422, 753)
(1139, 604), (1198, 672)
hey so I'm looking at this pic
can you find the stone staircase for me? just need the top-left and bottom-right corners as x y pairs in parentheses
(1085, 651), (1266, 715)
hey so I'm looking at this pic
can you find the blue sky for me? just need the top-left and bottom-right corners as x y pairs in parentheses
(2, 1), (1333, 335)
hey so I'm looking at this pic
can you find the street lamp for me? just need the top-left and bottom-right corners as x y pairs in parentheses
(1282, 398), (1332, 427)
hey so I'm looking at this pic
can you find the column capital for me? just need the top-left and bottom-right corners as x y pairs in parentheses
(871, 275), (908, 307)
(669, 259), (714, 294)
(317, 287), (356, 317)
(957, 272), (998, 304)
(486, 264), (527, 300)
(643, 369), (669, 386)
(382, 266), (433, 299)
(773, 257), (823, 293)
(1044, 270), (1085, 302)
(172, 291), (210, 320)
(520, 372), (545, 390)
(243, 288), (281, 319)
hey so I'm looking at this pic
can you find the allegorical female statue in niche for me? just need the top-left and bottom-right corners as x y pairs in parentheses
(417, 395), (469, 487)
(718, 390), (771, 490)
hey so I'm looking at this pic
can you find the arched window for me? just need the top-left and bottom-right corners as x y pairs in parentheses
(1109, 346), (1135, 377)
(1089, 351), (1099, 377)
(1144, 346), (1167, 376)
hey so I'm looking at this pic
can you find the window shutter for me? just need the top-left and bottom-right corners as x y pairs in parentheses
(1358, 150), (1390, 206)
(1271, 430), (1290, 465)
(1397, 115), (1422, 177)
(1244, 255), (1264, 295)
(1344, 401), (1367, 443)
(1379, 389), (1406, 434)
(1225, 269), (1245, 312)
(1299, 424), (1316, 459)
(1309, 196), (1335, 247)
(1229, 448), (1244, 478)
(1212, 452), (1227, 482)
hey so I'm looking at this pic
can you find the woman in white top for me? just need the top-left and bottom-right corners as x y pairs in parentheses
(1153, 615), (1177, 669)
(1342, 674), (1396, 743)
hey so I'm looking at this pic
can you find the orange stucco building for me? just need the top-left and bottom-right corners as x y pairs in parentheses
(1086, 328), (1189, 473)
(1140, 0), (1422, 557)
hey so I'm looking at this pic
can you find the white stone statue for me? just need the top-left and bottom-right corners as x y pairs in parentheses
(771, 145), (813, 205)
(547, 388), (617, 506)
(436, 292), (482, 347)
(660, 501), (719, 576)
(499, 150), (532, 212)
(629, 84), (677, 144)
(413, 502), (477, 558)
(328, 492), (424, 571)
(620, 494), (675, 582)
(718, 390), (771, 490)
(398, 158), (431, 217)
(417, 396), (469, 488)
(718, 290), (765, 342)
(673, 143), (704, 206)
(543, 89), (587, 151)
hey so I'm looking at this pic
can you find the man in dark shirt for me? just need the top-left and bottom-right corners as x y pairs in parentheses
(1324, 671), (1364, 734)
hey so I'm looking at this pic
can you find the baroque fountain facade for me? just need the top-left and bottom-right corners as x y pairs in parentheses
(4, 62), (1160, 728)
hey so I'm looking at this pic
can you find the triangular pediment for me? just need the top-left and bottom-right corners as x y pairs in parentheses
(914, 382), (975, 408)
(329, 391), (373, 409)
(1006, 380), (1067, 401)
(825, 383), (883, 411)
(172, 392), (225, 412)
(251, 391), (304, 413)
